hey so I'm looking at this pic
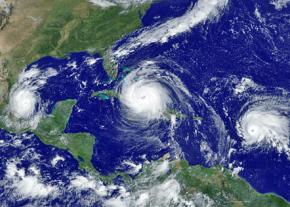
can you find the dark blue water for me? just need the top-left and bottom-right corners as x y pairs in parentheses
(0, 129), (99, 206)
(0, 0), (289, 203)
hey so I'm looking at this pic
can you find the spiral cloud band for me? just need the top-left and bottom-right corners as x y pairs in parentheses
(5, 67), (57, 129)
(236, 98), (290, 156)
(117, 61), (191, 122)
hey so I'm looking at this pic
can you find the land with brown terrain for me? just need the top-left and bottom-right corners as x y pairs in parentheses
(0, 0), (149, 105)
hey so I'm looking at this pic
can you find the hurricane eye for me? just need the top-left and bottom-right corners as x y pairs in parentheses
(237, 105), (289, 153)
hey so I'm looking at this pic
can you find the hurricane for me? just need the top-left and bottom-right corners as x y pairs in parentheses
(1, 0), (290, 205)
(116, 61), (191, 122)
(103, 60), (194, 164)
(9, 89), (38, 120)
(4, 67), (58, 130)
(119, 75), (171, 121)
(95, 59), (230, 170)
(236, 96), (290, 156)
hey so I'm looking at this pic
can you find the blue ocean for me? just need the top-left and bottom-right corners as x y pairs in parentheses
(0, 0), (289, 205)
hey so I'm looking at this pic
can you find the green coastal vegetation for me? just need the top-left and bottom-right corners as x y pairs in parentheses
(129, 159), (290, 207)
(2, 0), (151, 92)
(174, 161), (289, 207)
(1, 1), (289, 205)
(164, 109), (187, 119)
(91, 89), (203, 121)
(33, 99), (96, 173)
(91, 89), (119, 100)
(25, 98), (290, 206)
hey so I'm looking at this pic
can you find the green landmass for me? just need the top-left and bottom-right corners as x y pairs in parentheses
(164, 109), (203, 122)
(164, 109), (187, 119)
(1, 2), (289, 203)
(2, 95), (289, 205)
(175, 160), (289, 207)
(91, 89), (119, 100)
(90, 90), (204, 122)
(33, 99), (96, 173)
(126, 159), (290, 206)
(192, 116), (203, 121)
(2, 0), (151, 94)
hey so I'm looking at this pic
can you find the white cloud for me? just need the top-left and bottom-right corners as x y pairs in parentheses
(200, 141), (218, 164)
(5, 67), (57, 129)
(236, 98), (290, 157)
(71, 175), (108, 197)
(5, 162), (58, 199)
(104, 178), (204, 207)
(153, 160), (169, 177)
(148, 179), (181, 205)
(9, 89), (38, 119)
(135, 193), (149, 207)
(0, 0), (11, 14)
(254, 7), (264, 23)
(192, 192), (215, 207)
(270, 0), (290, 10)
(113, 0), (228, 60)
(231, 166), (244, 176)
(85, 57), (101, 66)
(234, 77), (257, 95)
(89, 0), (149, 8)
(104, 197), (129, 207)
(17, 176), (57, 198)
(122, 160), (142, 175)
(51, 155), (65, 167)
(89, 0), (117, 8)
(117, 61), (191, 123)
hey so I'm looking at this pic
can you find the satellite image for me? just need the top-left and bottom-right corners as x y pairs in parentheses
(0, 0), (289, 206)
